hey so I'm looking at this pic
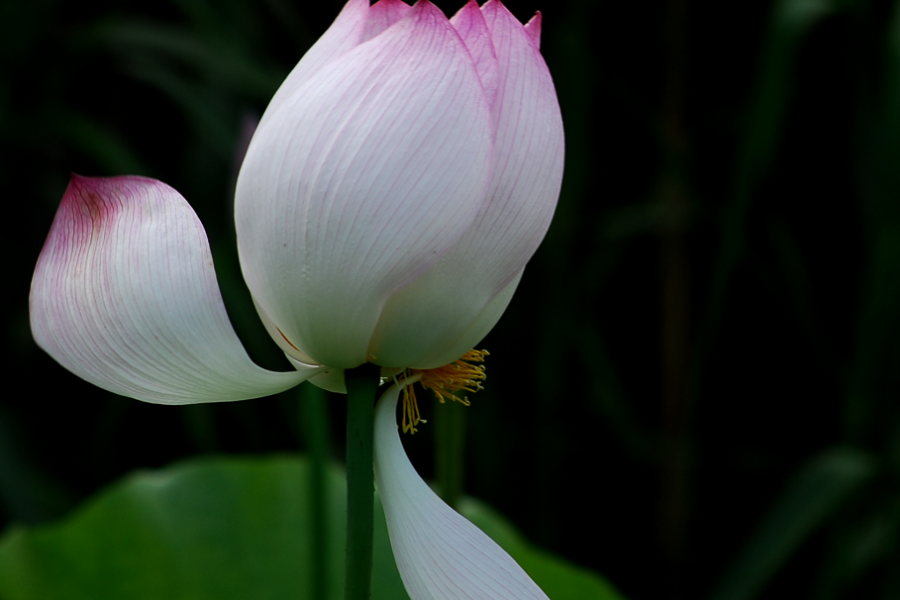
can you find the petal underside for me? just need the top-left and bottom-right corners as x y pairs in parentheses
(30, 176), (313, 404)
(236, 1), (493, 369)
(374, 382), (550, 599)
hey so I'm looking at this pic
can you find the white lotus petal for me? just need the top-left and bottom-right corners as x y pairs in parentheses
(410, 270), (523, 369)
(368, 2), (562, 368)
(450, 0), (500, 111)
(524, 12), (542, 49)
(368, 264), (523, 369)
(284, 354), (347, 394)
(30, 175), (312, 404)
(477, 0), (563, 280)
(362, 0), (412, 42)
(374, 382), (549, 599)
(236, 1), (492, 369)
(251, 296), (321, 365)
(260, 0), (414, 128)
(258, 0), (369, 130)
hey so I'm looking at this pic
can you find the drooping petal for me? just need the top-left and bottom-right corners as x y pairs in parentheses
(374, 383), (550, 599)
(368, 2), (563, 368)
(236, 0), (493, 369)
(30, 175), (313, 405)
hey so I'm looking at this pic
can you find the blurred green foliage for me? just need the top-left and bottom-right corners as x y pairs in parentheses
(0, 455), (624, 600)
(4, 0), (900, 598)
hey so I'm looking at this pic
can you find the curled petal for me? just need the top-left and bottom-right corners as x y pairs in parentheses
(236, 0), (493, 369)
(368, 2), (563, 368)
(374, 382), (550, 599)
(30, 175), (312, 404)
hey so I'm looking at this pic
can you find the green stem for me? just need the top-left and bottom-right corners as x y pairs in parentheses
(299, 383), (332, 600)
(343, 363), (380, 600)
(435, 401), (466, 509)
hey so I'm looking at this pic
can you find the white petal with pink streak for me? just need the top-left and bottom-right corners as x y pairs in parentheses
(374, 382), (550, 599)
(30, 176), (313, 404)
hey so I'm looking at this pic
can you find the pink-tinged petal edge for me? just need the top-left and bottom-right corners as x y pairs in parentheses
(236, 0), (493, 369)
(472, 0), (563, 284)
(363, 0), (413, 42)
(525, 11), (542, 49)
(258, 0), (370, 131)
(30, 175), (315, 405)
(374, 382), (550, 599)
(367, 0), (563, 368)
(451, 0), (500, 111)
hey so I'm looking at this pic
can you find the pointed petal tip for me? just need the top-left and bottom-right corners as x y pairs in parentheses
(525, 11), (542, 48)
(408, 0), (445, 18)
(481, 0), (542, 44)
(363, 0), (414, 41)
(236, 0), (493, 368)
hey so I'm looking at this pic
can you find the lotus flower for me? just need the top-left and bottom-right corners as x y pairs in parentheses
(30, 0), (563, 597)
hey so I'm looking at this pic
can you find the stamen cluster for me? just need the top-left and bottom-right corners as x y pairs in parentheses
(401, 349), (489, 434)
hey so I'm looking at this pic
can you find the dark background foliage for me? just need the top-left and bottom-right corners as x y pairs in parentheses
(3, 0), (900, 598)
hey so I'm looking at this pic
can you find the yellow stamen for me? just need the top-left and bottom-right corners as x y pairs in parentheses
(401, 349), (488, 434)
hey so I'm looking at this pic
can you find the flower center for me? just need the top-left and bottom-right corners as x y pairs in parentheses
(400, 349), (488, 434)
